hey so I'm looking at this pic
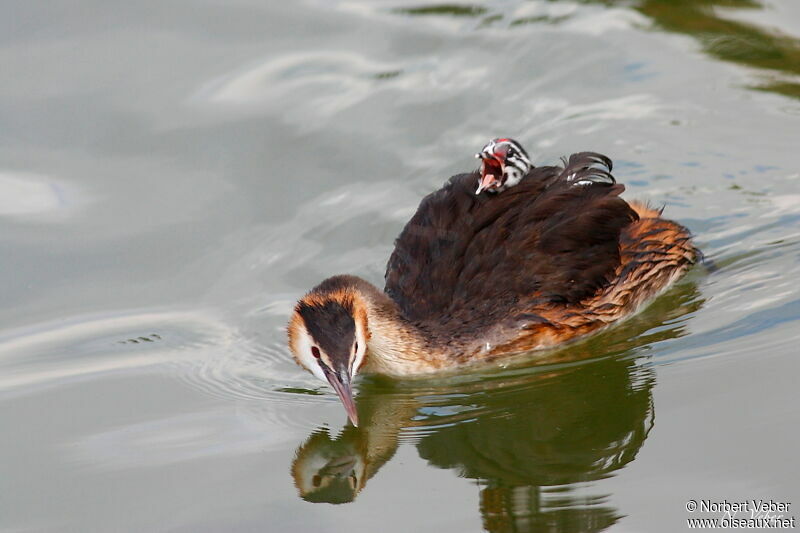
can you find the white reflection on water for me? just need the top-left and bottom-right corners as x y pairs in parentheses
(522, 93), (667, 141)
(558, 7), (648, 36)
(192, 51), (490, 122)
(195, 51), (397, 106)
(768, 192), (800, 215)
(329, 0), (647, 35)
(0, 171), (81, 218)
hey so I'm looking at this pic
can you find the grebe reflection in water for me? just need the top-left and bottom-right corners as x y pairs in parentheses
(290, 278), (704, 531)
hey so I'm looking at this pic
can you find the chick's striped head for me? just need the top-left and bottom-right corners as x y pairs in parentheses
(475, 138), (532, 194)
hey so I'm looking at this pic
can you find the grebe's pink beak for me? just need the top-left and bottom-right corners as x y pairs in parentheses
(323, 365), (359, 427)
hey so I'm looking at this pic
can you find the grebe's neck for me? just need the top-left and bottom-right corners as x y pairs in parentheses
(336, 276), (444, 376)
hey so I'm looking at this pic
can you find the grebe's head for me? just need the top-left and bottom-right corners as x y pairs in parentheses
(288, 281), (369, 426)
(475, 138), (532, 194)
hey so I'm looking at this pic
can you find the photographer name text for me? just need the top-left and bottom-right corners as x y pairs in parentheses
(693, 500), (791, 515)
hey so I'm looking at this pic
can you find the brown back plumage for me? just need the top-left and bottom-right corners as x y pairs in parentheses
(384, 153), (641, 335)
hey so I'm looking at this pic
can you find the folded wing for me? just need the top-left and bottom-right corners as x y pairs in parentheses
(384, 153), (638, 330)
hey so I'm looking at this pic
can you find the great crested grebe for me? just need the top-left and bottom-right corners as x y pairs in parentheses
(288, 139), (697, 425)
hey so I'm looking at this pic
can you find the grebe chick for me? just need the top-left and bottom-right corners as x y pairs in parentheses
(288, 140), (697, 425)
(474, 138), (533, 194)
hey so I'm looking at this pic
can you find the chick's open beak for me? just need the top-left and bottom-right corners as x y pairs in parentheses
(323, 365), (359, 427)
(475, 153), (504, 194)
(476, 173), (501, 194)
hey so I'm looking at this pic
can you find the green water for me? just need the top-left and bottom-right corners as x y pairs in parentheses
(1, 1), (799, 531)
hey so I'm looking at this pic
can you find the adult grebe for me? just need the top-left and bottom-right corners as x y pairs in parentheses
(288, 139), (697, 425)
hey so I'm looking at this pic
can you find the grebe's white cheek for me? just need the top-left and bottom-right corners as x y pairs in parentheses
(295, 329), (328, 383)
(352, 323), (368, 375)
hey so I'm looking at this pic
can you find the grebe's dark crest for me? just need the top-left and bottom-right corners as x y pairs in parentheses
(288, 138), (697, 425)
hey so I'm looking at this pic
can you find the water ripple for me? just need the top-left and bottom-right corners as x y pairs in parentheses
(0, 306), (333, 431)
(0, 309), (233, 395)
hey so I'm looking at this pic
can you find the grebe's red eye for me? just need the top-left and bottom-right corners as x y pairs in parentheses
(311, 346), (321, 359)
